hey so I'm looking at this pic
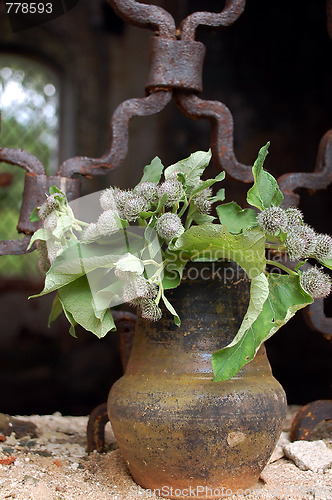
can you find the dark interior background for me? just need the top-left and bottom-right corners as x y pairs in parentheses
(0, 0), (331, 415)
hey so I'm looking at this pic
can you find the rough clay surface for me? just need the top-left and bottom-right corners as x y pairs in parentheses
(0, 407), (331, 500)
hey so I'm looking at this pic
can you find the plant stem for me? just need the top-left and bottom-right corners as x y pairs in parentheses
(265, 243), (283, 250)
(185, 217), (193, 230)
(142, 259), (160, 268)
(266, 259), (297, 276)
(178, 198), (188, 218)
(123, 229), (130, 253)
(138, 217), (147, 227)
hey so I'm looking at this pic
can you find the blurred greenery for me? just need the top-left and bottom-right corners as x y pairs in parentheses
(0, 55), (59, 276)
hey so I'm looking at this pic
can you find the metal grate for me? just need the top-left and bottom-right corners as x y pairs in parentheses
(0, 55), (59, 275)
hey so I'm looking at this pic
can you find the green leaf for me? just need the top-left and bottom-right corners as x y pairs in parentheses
(161, 292), (181, 326)
(190, 171), (225, 198)
(295, 260), (307, 272)
(215, 171), (226, 182)
(216, 202), (257, 234)
(192, 212), (215, 225)
(47, 235), (148, 277)
(139, 210), (156, 220)
(164, 150), (212, 190)
(29, 244), (96, 297)
(143, 224), (162, 263)
(52, 253), (116, 275)
(32, 241), (144, 300)
(27, 227), (51, 250)
(139, 193), (168, 219)
(48, 293), (63, 327)
(247, 143), (283, 210)
(49, 185), (64, 195)
(94, 279), (123, 311)
(30, 207), (40, 222)
(57, 295), (78, 338)
(210, 188), (225, 204)
(30, 270), (84, 298)
(69, 323), (77, 338)
(212, 273), (313, 381)
(220, 273), (269, 349)
(139, 156), (164, 184)
(174, 223), (266, 279)
(278, 229), (288, 244)
(114, 253), (144, 274)
(190, 179), (215, 198)
(52, 215), (76, 239)
(175, 171), (186, 185)
(58, 275), (116, 338)
(319, 257), (332, 270)
(162, 250), (188, 290)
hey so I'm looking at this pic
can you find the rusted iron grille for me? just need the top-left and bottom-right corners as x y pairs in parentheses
(0, 0), (332, 342)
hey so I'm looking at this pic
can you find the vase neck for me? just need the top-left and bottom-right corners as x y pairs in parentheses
(126, 262), (271, 377)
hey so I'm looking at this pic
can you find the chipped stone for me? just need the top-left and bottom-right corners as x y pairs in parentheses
(283, 440), (332, 472)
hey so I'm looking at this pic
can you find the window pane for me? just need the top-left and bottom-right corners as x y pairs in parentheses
(0, 55), (60, 276)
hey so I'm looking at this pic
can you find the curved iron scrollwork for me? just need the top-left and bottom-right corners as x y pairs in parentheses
(278, 130), (332, 208)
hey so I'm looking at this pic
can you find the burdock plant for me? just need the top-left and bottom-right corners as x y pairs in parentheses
(28, 143), (332, 381)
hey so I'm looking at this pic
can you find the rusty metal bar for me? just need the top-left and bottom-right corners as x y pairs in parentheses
(0, 147), (46, 175)
(175, 92), (253, 182)
(303, 298), (332, 338)
(0, 236), (31, 256)
(278, 130), (332, 207)
(57, 91), (172, 178)
(87, 403), (109, 454)
(0, 145), (80, 252)
(290, 400), (332, 441)
(180, 0), (246, 41)
(146, 38), (206, 93)
(18, 174), (80, 235)
(109, 0), (176, 38)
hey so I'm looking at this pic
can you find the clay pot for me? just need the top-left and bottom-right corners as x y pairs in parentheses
(108, 262), (287, 499)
